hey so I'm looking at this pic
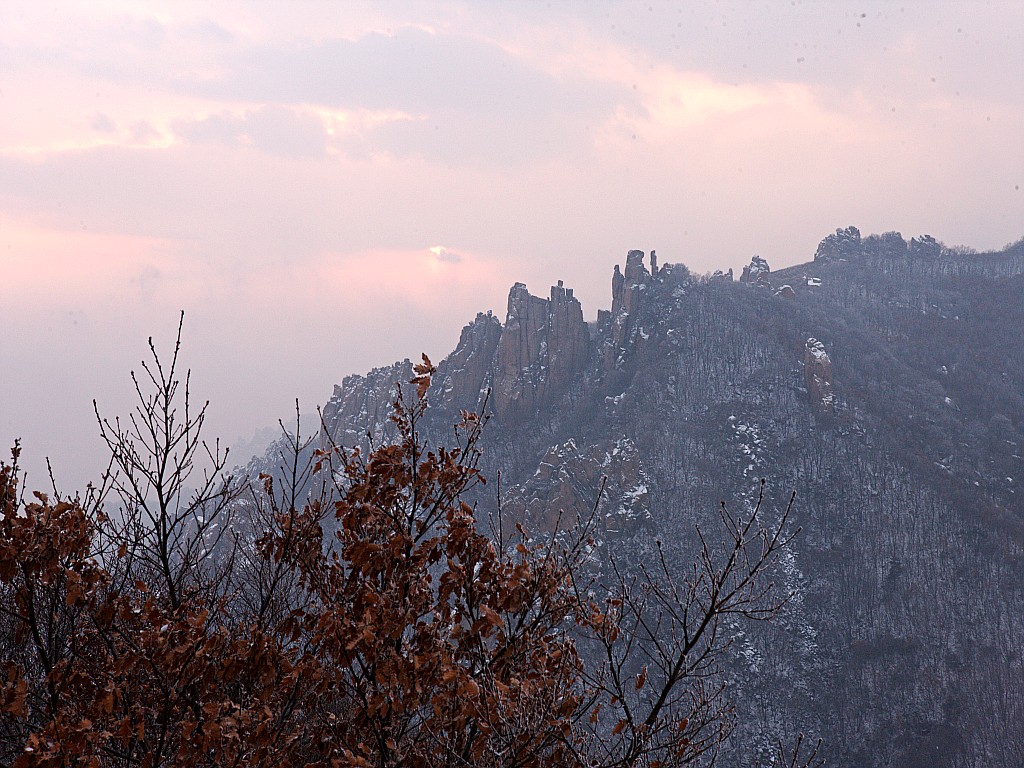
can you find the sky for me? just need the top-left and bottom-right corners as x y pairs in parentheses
(1, 1), (1022, 492)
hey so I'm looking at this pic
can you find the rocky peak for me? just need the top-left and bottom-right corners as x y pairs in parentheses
(605, 249), (656, 365)
(740, 255), (771, 284)
(611, 265), (625, 312)
(432, 311), (503, 415)
(803, 338), (835, 412)
(909, 234), (942, 258)
(623, 248), (649, 281)
(709, 268), (734, 283)
(814, 226), (944, 264)
(492, 280), (588, 421)
(612, 250), (650, 312)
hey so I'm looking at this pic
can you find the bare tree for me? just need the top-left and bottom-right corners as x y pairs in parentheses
(0, 338), (821, 767)
(94, 312), (241, 609)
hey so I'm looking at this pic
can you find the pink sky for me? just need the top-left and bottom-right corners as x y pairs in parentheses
(1, 1), (1022, 490)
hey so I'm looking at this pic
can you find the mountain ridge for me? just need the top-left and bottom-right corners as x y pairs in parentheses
(256, 227), (1024, 766)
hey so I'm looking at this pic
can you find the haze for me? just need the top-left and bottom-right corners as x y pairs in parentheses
(1, 1), (1021, 492)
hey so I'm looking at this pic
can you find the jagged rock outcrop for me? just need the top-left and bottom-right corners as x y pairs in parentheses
(547, 281), (589, 393)
(909, 233), (942, 258)
(321, 359), (415, 448)
(816, 227), (943, 263)
(803, 337), (834, 411)
(492, 280), (588, 421)
(605, 249), (654, 367)
(740, 254), (771, 284)
(709, 268), (734, 283)
(432, 311), (502, 414)
(492, 283), (548, 419)
(611, 250), (649, 316)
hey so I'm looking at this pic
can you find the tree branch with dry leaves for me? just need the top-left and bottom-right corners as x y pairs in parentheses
(0, 328), (823, 768)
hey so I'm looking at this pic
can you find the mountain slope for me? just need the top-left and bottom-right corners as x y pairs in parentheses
(268, 229), (1024, 767)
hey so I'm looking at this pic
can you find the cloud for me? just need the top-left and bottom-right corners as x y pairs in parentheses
(91, 113), (117, 133)
(175, 105), (330, 158)
(131, 121), (161, 144)
(88, 23), (623, 167)
(429, 245), (462, 263)
(205, 27), (581, 111)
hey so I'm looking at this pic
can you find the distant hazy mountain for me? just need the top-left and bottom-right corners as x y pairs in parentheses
(252, 228), (1024, 767)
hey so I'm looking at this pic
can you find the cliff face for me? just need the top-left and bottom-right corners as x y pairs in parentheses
(491, 280), (589, 421)
(547, 282), (589, 393)
(432, 311), (502, 415)
(803, 337), (834, 411)
(502, 437), (651, 535)
(604, 249), (658, 367)
(613, 249), (648, 318)
(320, 359), (414, 450)
(318, 278), (592, 442)
(258, 230), (1024, 768)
